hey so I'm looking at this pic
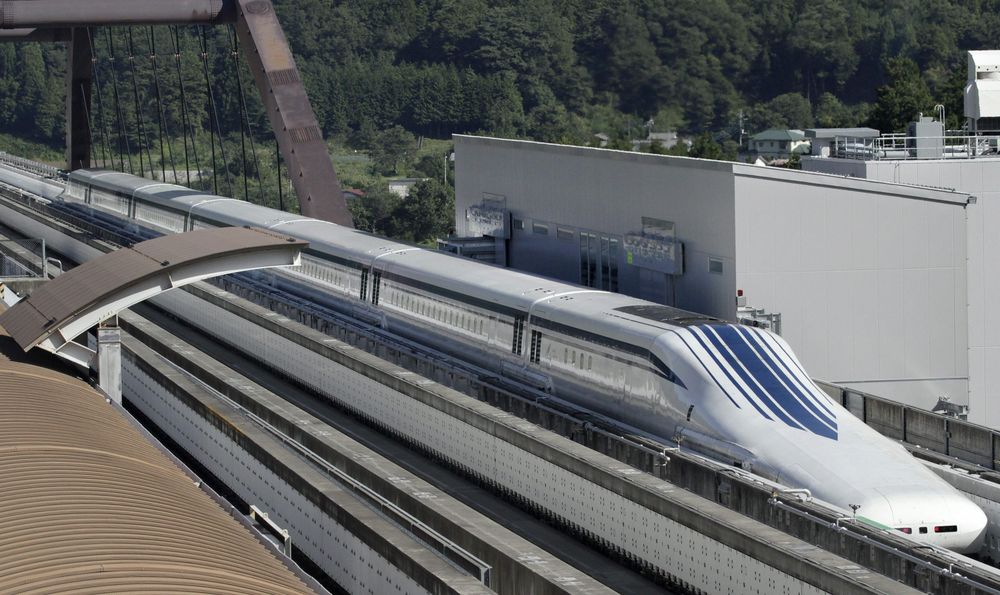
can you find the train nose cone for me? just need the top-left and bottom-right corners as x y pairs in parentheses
(859, 489), (987, 554)
(950, 498), (987, 554)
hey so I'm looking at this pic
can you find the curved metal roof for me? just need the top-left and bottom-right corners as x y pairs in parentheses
(0, 226), (306, 359)
(0, 361), (312, 594)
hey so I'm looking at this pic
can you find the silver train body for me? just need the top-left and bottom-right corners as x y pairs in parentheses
(63, 169), (988, 553)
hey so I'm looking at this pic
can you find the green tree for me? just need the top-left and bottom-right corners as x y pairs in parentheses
(789, 3), (859, 98)
(868, 57), (934, 133)
(370, 125), (416, 175)
(392, 179), (454, 243)
(766, 93), (814, 129)
(349, 184), (402, 236)
(688, 133), (725, 160)
(814, 93), (855, 128)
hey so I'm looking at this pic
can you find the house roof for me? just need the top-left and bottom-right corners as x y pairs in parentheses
(751, 128), (806, 141)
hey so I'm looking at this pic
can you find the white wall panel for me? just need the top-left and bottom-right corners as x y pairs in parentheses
(735, 171), (967, 412)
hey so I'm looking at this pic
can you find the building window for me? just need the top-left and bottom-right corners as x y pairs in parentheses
(512, 218), (524, 230)
(708, 257), (724, 275)
(601, 236), (610, 290)
(580, 233), (597, 287)
(609, 238), (619, 292)
(580, 232), (619, 291)
(532, 222), (549, 235)
(557, 227), (574, 240)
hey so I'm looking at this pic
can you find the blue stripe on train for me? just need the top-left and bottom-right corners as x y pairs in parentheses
(698, 325), (838, 440)
(732, 325), (838, 431)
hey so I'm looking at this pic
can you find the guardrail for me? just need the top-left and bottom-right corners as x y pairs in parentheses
(0, 152), (62, 178)
(833, 134), (1000, 161)
(817, 380), (998, 469)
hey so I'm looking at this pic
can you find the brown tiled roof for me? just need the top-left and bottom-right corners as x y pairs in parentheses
(0, 227), (306, 351)
(0, 361), (312, 594)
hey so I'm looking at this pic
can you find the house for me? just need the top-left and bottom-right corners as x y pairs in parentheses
(749, 129), (810, 160)
(342, 188), (365, 201)
(632, 130), (681, 152)
(387, 178), (428, 199)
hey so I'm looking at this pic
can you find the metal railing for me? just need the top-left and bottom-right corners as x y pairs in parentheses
(817, 380), (1000, 470)
(0, 152), (62, 178)
(833, 133), (1000, 161)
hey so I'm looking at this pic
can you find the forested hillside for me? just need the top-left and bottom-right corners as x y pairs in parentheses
(269, 0), (1000, 139)
(0, 1), (998, 190)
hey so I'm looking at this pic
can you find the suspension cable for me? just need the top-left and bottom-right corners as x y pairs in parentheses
(147, 27), (177, 184)
(200, 26), (233, 196)
(170, 26), (201, 189)
(105, 28), (133, 174)
(226, 25), (250, 201)
(86, 29), (112, 169)
(125, 28), (154, 177)
(230, 26), (265, 204)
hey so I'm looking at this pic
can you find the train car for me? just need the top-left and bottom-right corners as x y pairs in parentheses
(61, 168), (988, 553)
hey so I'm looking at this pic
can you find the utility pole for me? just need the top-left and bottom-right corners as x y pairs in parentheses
(738, 110), (746, 150)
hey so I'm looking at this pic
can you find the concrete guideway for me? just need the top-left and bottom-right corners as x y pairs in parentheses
(119, 306), (621, 595)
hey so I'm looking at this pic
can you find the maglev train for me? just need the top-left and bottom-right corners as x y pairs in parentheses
(60, 168), (988, 553)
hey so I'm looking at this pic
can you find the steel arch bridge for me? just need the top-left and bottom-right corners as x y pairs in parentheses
(0, 0), (353, 226)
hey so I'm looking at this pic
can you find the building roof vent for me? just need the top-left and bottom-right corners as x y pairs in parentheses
(965, 51), (1000, 125)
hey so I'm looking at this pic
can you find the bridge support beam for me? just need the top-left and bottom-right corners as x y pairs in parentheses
(65, 27), (92, 171)
(97, 318), (122, 404)
(234, 0), (353, 226)
(0, 28), (69, 42)
(0, 1), (234, 28)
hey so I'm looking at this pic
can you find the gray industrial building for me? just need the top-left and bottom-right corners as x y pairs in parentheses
(451, 134), (972, 419)
(798, 50), (1000, 428)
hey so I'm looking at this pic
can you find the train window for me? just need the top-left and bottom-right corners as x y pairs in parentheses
(918, 527), (928, 534)
(934, 526), (958, 533)
(533, 222), (549, 235)
(563, 348), (568, 364)
(372, 271), (382, 305)
(529, 330), (542, 364)
(896, 527), (912, 534)
(512, 317), (525, 355)
(587, 355), (593, 370)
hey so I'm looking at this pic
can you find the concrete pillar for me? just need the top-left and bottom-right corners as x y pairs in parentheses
(97, 318), (121, 404)
(65, 27), (93, 171)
